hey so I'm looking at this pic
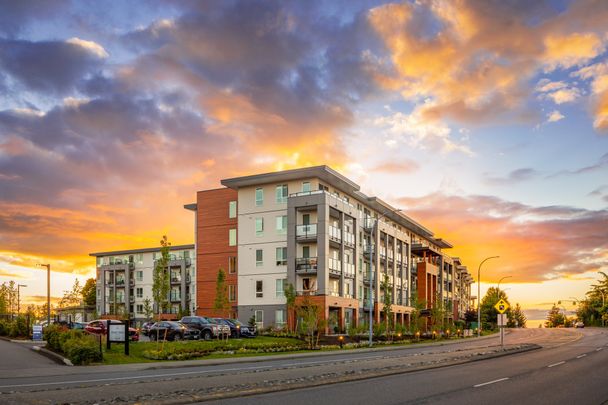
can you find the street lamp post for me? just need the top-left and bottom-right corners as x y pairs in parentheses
(497, 276), (512, 292)
(17, 284), (27, 315)
(368, 208), (402, 347)
(477, 256), (499, 337)
(37, 264), (51, 325)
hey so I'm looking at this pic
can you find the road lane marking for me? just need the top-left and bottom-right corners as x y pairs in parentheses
(596, 348), (603, 351)
(474, 378), (509, 388)
(576, 354), (587, 359)
(548, 361), (565, 368)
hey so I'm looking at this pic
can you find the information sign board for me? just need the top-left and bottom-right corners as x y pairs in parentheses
(108, 323), (126, 342)
(32, 325), (43, 341)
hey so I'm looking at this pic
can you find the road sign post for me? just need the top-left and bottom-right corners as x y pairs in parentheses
(495, 300), (510, 349)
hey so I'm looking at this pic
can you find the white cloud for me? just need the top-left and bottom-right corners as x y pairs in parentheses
(66, 37), (108, 58)
(547, 110), (565, 123)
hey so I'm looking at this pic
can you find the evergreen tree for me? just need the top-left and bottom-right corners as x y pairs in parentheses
(213, 268), (229, 317)
(81, 278), (97, 306)
(545, 304), (565, 328)
(510, 303), (527, 328)
(152, 235), (171, 320)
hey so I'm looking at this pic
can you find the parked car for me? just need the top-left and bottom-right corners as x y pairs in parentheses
(85, 319), (140, 341)
(148, 321), (200, 341)
(140, 321), (156, 336)
(229, 319), (256, 338)
(180, 316), (230, 340)
(212, 318), (240, 338)
(575, 321), (585, 328)
(70, 322), (87, 330)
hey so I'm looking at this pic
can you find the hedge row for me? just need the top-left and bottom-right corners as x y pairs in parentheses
(43, 325), (102, 365)
(0, 317), (30, 338)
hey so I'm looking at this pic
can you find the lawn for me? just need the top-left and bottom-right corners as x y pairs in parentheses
(100, 336), (306, 365)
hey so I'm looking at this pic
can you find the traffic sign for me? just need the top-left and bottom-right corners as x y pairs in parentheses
(494, 299), (510, 314)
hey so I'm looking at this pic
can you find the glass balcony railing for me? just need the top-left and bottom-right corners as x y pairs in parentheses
(296, 257), (318, 272)
(296, 224), (317, 240)
(343, 232), (355, 246)
(329, 225), (341, 242)
(328, 258), (341, 273)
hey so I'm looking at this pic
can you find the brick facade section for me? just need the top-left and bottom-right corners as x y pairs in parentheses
(196, 188), (238, 318)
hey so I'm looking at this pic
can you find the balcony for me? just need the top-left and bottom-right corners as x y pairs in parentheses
(329, 290), (340, 297)
(296, 224), (317, 241)
(115, 296), (125, 304)
(329, 226), (341, 243)
(171, 275), (182, 284)
(115, 279), (125, 287)
(362, 217), (374, 231)
(129, 279), (135, 286)
(328, 258), (341, 277)
(170, 293), (182, 302)
(343, 232), (355, 248)
(344, 262), (355, 279)
(129, 296), (135, 303)
(296, 257), (318, 274)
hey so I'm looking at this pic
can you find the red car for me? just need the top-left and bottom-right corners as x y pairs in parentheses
(85, 319), (139, 341)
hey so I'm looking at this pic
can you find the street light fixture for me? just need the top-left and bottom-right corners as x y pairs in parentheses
(497, 276), (512, 291)
(368, 208), (402, 347)
(37, 264), (51, 325)
(17, 284), (27, 315)
(477, 256), (499, 337)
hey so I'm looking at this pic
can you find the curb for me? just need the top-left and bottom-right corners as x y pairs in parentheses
(31, 346), (73, 366)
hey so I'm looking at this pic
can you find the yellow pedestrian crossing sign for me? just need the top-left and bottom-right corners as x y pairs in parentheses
(495, 299), (509, 314)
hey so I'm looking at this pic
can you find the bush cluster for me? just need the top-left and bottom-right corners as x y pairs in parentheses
(0, 316), (30, 338)
(43, 325), (101, 365)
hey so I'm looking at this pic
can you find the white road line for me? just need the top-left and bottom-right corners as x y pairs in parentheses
(576, 354), (587, 359)
(596, 348), (603, 351)
(548, 361), (565, 368)
(473, 377), (509, 388)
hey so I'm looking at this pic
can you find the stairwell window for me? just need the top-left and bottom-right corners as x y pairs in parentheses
(229, 201), (237, 218)
(229, 229), (237, 246)
(276, 184), (288, 203)
(256, 249), (263, 266)
(229, 285), (236, 302)
(255, 188), (264, 206)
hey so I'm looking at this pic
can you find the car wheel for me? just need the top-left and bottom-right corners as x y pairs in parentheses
(203, 330), (212, 341)
(150, 333), (156, 341)
(173, 333), (182, 341)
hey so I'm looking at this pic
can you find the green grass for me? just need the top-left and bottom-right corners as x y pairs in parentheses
(99, 336), (305, 365)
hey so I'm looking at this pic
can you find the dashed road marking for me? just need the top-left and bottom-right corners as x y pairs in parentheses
(474, 377), (509, 388)
(596, 348), (603, 352)
(576, 354), (587, 359)
(548, 361), (565, 368)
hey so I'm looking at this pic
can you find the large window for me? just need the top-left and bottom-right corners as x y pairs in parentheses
(255, 218), (264, 236)
(229, 201), (237, 218)
(275, 309), (286, 328)
(229, 285), (236, 302)
(302, 181), (311, 193)
(255, 188), (264, 206)
(136, 304), (143, 314)
(276, 247), (287, 266)
(136, 288), (143, 298)
(275, 184), (288, 203)
(255, 310), (264, 329)
(276, 215), (287, 234)
(256, 249), (263, 266)
(276, 279), (286, 298)
(229, 229), (237, 246)
(256, 280), (263, 298)
(136, 271), (143, 282)
(228, 256), (237, 274)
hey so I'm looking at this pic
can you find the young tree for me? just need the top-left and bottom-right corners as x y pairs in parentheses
(59, 279), (83, 321)
(143, 298), (153, 321)
(409, 292), (426, 334)
(213, 268), (230, 318)
(430, 293), (447, 333)
(296, 295), (326, 349)
(81, 278), (97, 306)
(152, 236), (171, 323)
(509, 303), (527, 328)
(381, 273), (393, 340)
(545, 304), (565, 328)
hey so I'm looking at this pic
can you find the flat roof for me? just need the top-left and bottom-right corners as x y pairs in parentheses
(89, 244), (194, 257)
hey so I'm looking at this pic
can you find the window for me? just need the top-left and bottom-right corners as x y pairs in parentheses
(276, 215), (287, 234)
(254, 310), (264, 328)
(275, 309), (286, 328)
(276, 279), (286, 298)
(302, 246), (310, 258)
(229, 285), (236, 302)
(302, 182), (311, 193)
(302, 214), (310, 225)
(255, 188), (264, 206)
(276, 184), (288, 203)
(228, 256), (237, 274)
(256, 249), (263, 266)
(229, 229), (237, 246)
(276, 247), (287, 266)
(302, 278), (311, 290)
(255, 217), (264, 236)
(136, 304), (143, 314)
(318, 183), (328, 191)
(256, 280), (263, 298)
(136, 271), (143, 282)
(136, 288), (143, 298)
(229, 201), (237, 218)
(136, 254), (144, 265)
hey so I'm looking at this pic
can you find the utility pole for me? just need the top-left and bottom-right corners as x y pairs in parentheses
(37, 264), (51, 325)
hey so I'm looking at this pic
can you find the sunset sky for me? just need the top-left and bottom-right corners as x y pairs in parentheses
(1, 0), (607, 318)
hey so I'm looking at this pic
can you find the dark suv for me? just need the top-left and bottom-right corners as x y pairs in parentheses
(179, 316), (230, 340)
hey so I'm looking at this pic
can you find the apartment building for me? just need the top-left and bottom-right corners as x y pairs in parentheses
(90, 245), (195, 324)
(188, 166), (474, 332)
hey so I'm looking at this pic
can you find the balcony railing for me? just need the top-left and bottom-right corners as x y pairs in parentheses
(296, 224), (317, 240)
(171, 275), (182, 283)
(296, 257), (318, 273)
(343, 232), (355, 247)
(329, 226), (341, 243)
(170, 293), (181, 302)
(344, 262), (355, 278)
(328, 258), (341, 276)
(329, 290), (340, 297)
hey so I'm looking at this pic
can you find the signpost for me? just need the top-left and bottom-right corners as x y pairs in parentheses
(106, 320), (130, 355)
(32, 325), (43, 341)
(495, 299), (510, 348)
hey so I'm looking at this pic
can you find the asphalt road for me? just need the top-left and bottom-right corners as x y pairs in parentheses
(208, 328), (608, 405)
(0, 338), (57, 372)
(0, 328), (603, 404)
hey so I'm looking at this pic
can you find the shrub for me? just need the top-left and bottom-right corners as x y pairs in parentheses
(62, 334), (102, 365)
(43, 324), (68, 351)
(0, 320), (8, 336)
(9, 317), (29, 338)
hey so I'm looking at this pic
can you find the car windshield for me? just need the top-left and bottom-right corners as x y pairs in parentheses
(166, 321), (183, 327)
(230, 319), (243, 326)
(204, 317), (219, 324)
